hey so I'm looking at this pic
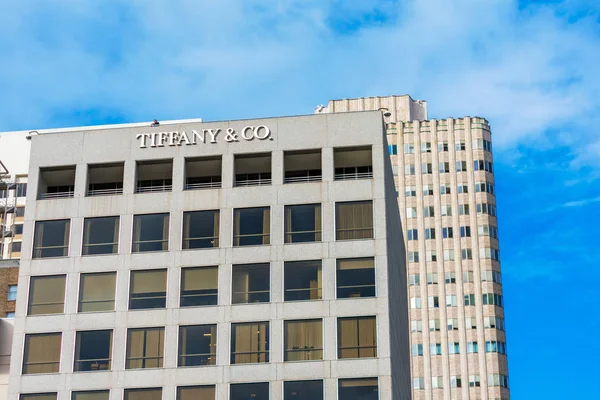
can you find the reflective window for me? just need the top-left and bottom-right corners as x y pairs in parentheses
(82, 217), (119, 255)
(74, 330), (112, 371)
(231, 322), (269, 364)
(126, 327), (164, 369)
(182, 210), (220, 249)
(7, 284), (17, 301)
(284, 260), (322, 301)
(177, 386), (215, 400)
(284, 319), (323, 361)
(180, 267), (218, 307)
(335, 201), (373, 240)
(129, 269), (167, 310)
(337, 316), (377, 359)
(132, 213), (169, 252)
(124, 389), (162, 400)
(23, 333), (61, 374)
(28, 275), (65, 315)
(33, 219), (70, 258)
(284, 204), (322, 243)
(78, 272), (116, 312)
(230, 383), (269, 400)
(233, 207), (270, 246)
(20, 395), (56, 400)
(338, 378), (378, 400)
(72, 391), (110, 400)
(336, 258), (375, 298)
(178, 325), (217, 366)
(284, 381), (323, 400)
(232, 264), (270, 304)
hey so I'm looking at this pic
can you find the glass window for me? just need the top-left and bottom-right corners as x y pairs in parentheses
(284, 319), (323, 361)
(284, 204), (322, 243)
(182, 210), (220, 249)
(178, 325), (217, 366)
(337, 316), (377, 359)
(11, 242), (21, 253)
(232, 263), (270, 304)
(233, 207), (270, 246)
(5, 312), (15, 318)
(72, 391), (110, 400)
(16, 206), (26, 217)
(20, 395), (56, 400)
(74, 330), (112, 371)
(231, 322), (269, 364)
(284, 260), (322, 301)
(14, 224), (24, 235)
(82, 217), (119, 255)
(28, 275), (65, 315)
(129, 269), (167, 310)
(180, 267), (218, 307)
(16, 183), (27, 198)
(177, 386), (215, 400)
(78, 272), (116, 312)
(33, 220), (70, 258)
(284, 381), (323, 400)
(22, 333), (61, 374)
(126, 327), (164, 369)
(336, 258), (375, 298)
(132, 213), (169, 252)
(230, 383), (269, 400)
(7, 285), (17, 301)
(338, 378), (378, 400)
(124, 389), (162, 400)
(335, 201), (373, 240)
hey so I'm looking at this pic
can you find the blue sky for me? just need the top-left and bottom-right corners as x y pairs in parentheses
(1, 0), (599, 398)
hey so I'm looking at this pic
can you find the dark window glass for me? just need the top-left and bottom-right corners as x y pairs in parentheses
(180, 267), (218, 307)
(336, 258), (375, 298)
(337, 317), (377, 359)
(16, 183), (27, 198)
(132, 213), (169, 252)
(32, 220), (70, 258)
(335, 201), (373, 240)
(129, 269), (167, 310)
(74, 330), (112, 371)
(284, 381), (323, 400)
(338, 378), (378, 400)
(182, 210), (219, 249)
(82, 216), (119, 255)
(125, 328), (164, 369)
(230, 383), (269, 400)
(284, 204), (322, 243)
(178, 325), (217, 367)
(16, 206), (25, 217)
(231, 322), (269, 364)
(233, 207), (270, 246)
(284, 261), (322, 301)
(14, 224), (23, 235)
(232, 264), (270, 304)
(11, 241), (21, 253)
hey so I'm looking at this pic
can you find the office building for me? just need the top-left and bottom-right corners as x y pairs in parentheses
(317, 96), (509, 400)
(7, 112), (411, 400)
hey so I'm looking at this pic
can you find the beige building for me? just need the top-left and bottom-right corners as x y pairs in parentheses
(317, 96), (509, 400)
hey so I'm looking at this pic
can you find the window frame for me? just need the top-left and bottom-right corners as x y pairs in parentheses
(82, 216), (120, 256)
(32, 219), (71, 259)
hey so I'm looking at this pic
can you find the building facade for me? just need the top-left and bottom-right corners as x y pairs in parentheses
(318, 96), (509, 400)
(8, 112), (411, 400)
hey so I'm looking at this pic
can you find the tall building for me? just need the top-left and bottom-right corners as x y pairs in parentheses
(317, 96), (510, 400)
(7, 112), (412, 400)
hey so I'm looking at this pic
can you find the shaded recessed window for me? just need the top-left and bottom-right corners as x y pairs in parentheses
(284, 204), (321, 243)
(87, 163), (124, 196)
(132, 213), (169, 252)
(232, 263), (270, 304)
(74, 330), (112, 372)
(178, 325), (217, 367)
(78, 272), (116, 312)
(124, 389), (162, 400)
(284, 380), (323, 400)
(33, 219), (70, 258)
(338, 378), (378, 400)
(185, 156), (222, 190)
(136, 159), (172, 193)
(82, 216), (119, 255)
(234, 153), (271, 187)
(284, 260), (322, 301)
(177, 386), (215, 400)
(334, 147), (373, 180)
(126, 327), (164, 369)
(336, 258), (375, 298)
(22, 333), (61, 374)
(284, 150), (322, 183)
(231, 322), (269, 364)
(233, 207), (270, 246)
(38, 166), (76, 199)
(337, 316), (377, 359)
(129, 269), (167, 310)
(11, 241), (21, 253)
(20, 394), (57, 400)
(230, 383), (269, 400)
(335, 201), (373, 240)
(7, 284), (17, 301)
(72, 391), (110, 400)
(180, 267), (218, 307)
(28, 275), (65, 315)
(284, 319), (323, 361)
(182, 210), (219, 249)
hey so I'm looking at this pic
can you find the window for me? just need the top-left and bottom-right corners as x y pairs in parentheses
(232, 263), (270, 304)
(477, 203), (497, 216)
(410, 297), (421, 309)
(438, 141), (448, 152)
(78, 272), (116, 312)
(469, 375), (481, 387)
(177, 386), (215, 400)
(335, 201), (373, 240)
(408, 274), (420, 286)
(443, 249), (455, 261)
(136, 159), (173, 192)
(338, 316), (376, 359)
(450, 376), (462, 388)
(185, 156), (222, 189)
(463, 271), (474, 283)
(338, 379), (378, 400)
(405, 186), (417, 197)
(284, 381), (323, 400)
(180, 267), (218, 307)
(442, 227), (453, 238)
(405, 164), (415, 175)
(486, 340), (507, 354)
(387, 144), (397, 155)
(16, 183), (27, 197)
(411, 320), (422, 332)
(446, 295), (457, 307)
(11, 242), (21, 253)
(461, 248), (472, 260)
(14, 224), (24, 235)
(412, 343), (423, 356)
(430, 343), (442, 355)
(427, 273), (438, 285)
(132, 213), (169, 252)
(475, 181), (495, 194)
(457, 184), (468, 193)
(178, 325), (217, 366)
(482, 293), (503, 306)
(424, 206), (434, 217)
(408, 251), (419, 262)
(448, 342), (460, 354)
(480, 247), (500, 261)
(38, 166), (75, 199)
(407, 229), (418, 240)
(413, 377), (425, 390)
(467, 341), (478, 353)
(74, 330), (112, 371)
(456, 161), (467, 172)
(460, 226), (471, 237)
(336, 258), (375, 298)
(72, 391), (110, 400)
(432, 376), (443, 389)
(429, 319), (440, 332)
(440, 184), (451, 194)
(428, 296), (439, 308)
(334, 147), (373, 180)
(82, 216), (119, 255)
(404, 143), (415, 154)
(230, 383), (269, 400)
(406, 207), (417, 219)
(466, 318), (477, 329)
(33, 219), (70, 258)
(28, 275), (65, 315)
(22, 333), (61, 374)
(20, 394), (57, 400)
(420, 163), (432, 174)
(455, 140), (466, 151)
(481, 270), (502, 284)
(474, 159), (493, 173)
(87, 162), (124, 196)
(284, 149), (322, 183)
(438, 162), (450, 173)
(488, 374), (509, 388)
(423, 184), (434, 196)
(16, 206), (26, 218)
(126, 327), (164, 369)
(124, 389), (162, 400)
(421, 142), (431, 153)
(458, 204), (469, 215)
(7, 285), (17, 301)
(479, 224), (499, 239)
(426, 251), (437, 262)
(129, 269), (167, 310)
(285, 260), (322, 301)
(445, 272), (456, 284)
(231, 322), (269, 364)
(182, 210), (220, 249)
(447, 318), (459, 330)
(425, 228), (435, 239)
(284, 319), (323, 361)
(464, 294), (476, 306)
(284, 204), (322, 243)
(233, 207), (270, 246)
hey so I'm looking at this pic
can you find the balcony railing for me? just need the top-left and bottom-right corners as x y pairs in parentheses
(334, 171), (373, 181)
(87, 187), (123, 196)
(284, 174), (322, 184)
(135, 184), (172, 193)
(235, 178), (272, 187)
(38, 191), (74, 200)
(184, 181), (222, 190)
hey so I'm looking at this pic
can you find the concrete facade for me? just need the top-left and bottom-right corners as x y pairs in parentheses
(8, 112), (411, 400)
